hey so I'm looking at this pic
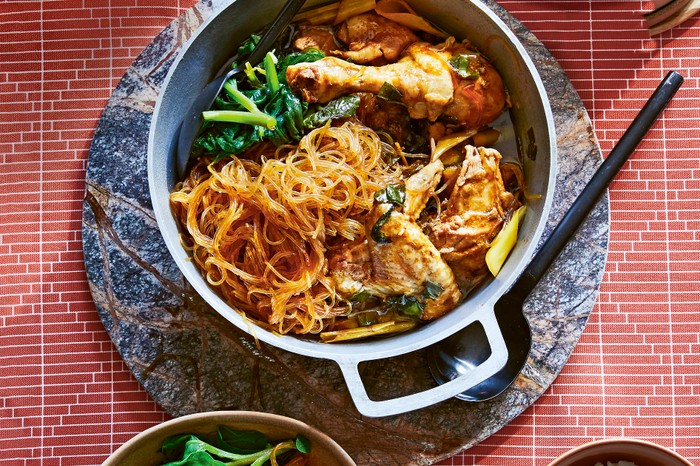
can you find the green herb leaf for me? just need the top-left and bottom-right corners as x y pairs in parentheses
(386, 295), (424, 317)
(302, 95), (361, 129)
(236, 34), (260, 60)
(421, 281), (444, 300)
(448, 53), (481, 79)
(370, 206), (394, 244)
(377, 81), (404, 104)
(350, 290), (372, 304)
(295, 435), (311, 454)
(374, 183), (406, 206)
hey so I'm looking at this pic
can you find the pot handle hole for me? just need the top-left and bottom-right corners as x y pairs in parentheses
(336, 311), (509, 418)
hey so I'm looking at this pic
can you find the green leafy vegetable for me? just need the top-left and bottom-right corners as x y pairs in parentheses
(357, 310), (379, 326)
(302, 95), (361, 128)
(216, 426), (268, 454)
(448, 53), (481, 79)
(202, 110), (277, 129)
(263, 52), (280, 94)
(386, 294), (424, 317)
(192, 47), (326, 160)
(295, 436), (311, 454)
(382, 282), (444, 318)
(349, 290), (372, 304)
(370, 206), (394, 244)
(421, 281), (444, 300)
(236, 34), (260, 60)
(377, 81), (404, 104)
(374, 183), (405, 206)
(160, 425), (307, 466)
(370, 184), (407, 244)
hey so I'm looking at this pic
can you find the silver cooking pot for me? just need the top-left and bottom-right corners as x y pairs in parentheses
(148, 0), (557, 417)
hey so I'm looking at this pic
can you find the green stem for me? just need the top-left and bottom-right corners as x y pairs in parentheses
(223, 80), (259, 113)
(225, 442), (295, 466)
(263, 51), (280, 94)
(203, 110), (277, 130)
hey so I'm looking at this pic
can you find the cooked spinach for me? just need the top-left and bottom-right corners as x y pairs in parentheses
(192, 46), (334, 161)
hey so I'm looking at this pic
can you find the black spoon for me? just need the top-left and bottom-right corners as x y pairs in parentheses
(175, 0), (307, 179)
(428, 70), (684, 401)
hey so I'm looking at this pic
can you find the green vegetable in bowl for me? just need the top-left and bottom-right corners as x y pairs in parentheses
(160, 425), (310, 465)
(192, 32), (362, 164)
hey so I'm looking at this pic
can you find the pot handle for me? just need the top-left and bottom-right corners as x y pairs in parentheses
(336, 311), (509, 417)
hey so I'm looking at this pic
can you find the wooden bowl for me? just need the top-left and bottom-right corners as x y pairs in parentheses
(548, 438), (693, 466)
(102, 410), (356, 466)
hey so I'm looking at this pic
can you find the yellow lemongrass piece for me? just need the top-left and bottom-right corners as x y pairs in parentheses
(293, 2), (339, 25)
(320, 320), (416, 342)
(486, 205), (526, 276)
(334, 0), (376, 24)
(375, 0), (447, 37)
(431, 129), (477, 162)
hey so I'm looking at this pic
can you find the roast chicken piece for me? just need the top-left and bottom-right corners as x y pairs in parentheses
(328, 159), (461, 321)
(333, 12), (418, 64)
(286, 38), (507, 128)
(426, 145), (516, 290)
(293, 24), (339, 55)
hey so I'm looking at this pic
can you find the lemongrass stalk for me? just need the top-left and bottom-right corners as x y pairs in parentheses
(431, 129), (477, 162)
(486, 205), (526, 276)
(320, 320), (416, 342)
(334, 0), (376, 24)
(292, 2), (339, 25)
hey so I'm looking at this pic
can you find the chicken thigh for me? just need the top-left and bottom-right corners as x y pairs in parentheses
(426, 145), (515, 290)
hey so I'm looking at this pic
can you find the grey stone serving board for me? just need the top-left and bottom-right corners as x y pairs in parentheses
(81, 1), (608, 464)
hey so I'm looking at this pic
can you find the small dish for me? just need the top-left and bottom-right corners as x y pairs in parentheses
(548, 438), (693, 466)
(102, 410), (356, 466)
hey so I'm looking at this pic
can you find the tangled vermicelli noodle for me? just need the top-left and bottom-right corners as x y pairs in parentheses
(170, 122), (401, 334)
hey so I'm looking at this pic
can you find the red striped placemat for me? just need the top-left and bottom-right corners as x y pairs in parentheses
(1, 1), (698, 464)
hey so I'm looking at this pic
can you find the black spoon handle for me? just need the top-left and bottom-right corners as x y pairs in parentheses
(513, 70), (684, 297)
(245, 0), (307, 68)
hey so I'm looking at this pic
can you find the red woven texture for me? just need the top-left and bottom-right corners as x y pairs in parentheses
(1, 1), (698, 464)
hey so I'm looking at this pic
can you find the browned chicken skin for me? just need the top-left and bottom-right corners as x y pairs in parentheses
(293, 24), (339, 55)
(328, 158), (461, 321)
(426, 145), (516, 290)
(334, 12), (419, 64)
(286, 38), (507, 128)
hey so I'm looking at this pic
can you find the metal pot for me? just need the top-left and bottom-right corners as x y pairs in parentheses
(148, 0), (557, 417)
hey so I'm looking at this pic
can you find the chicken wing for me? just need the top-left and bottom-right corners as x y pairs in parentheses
(286, 38), (507, 128)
